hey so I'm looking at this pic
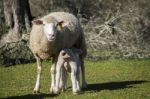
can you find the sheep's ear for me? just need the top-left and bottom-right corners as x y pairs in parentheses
(32, 19), (44, 25)
(76, 49), (83, 55)
(73, 48), (82, 55)
(56, 21), (69, 30)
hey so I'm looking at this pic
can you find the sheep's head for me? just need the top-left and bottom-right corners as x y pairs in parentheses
(61, 50), (71, 61)
(60, 48), (82, 61)
(32, 19), (69, 42)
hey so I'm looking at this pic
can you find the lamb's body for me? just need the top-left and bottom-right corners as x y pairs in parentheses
(55, 48), (81, 94)
(30, 12), (87, 94)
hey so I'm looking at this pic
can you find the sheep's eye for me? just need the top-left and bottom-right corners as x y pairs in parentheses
(62, 52), (66, 56)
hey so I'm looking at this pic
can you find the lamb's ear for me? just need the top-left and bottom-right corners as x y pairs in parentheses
(32, 19), (44, 25)
(56, 21), (69, 29)
(73, 48), (83, 55)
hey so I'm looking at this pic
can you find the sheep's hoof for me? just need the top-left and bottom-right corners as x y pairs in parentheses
(60, 86), (67, 92)
(81, 82), (88, 89)
(33, 90), (40, 94)
(50, 89), (59, 95)
(50, 87), (55, 94)
(50, 91), (59, 95)
(50, 90), (55, 95)
(73, 90), (82, 95)
(61, 88), (66, 92)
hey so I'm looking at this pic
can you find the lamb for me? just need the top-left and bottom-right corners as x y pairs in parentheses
(54, 48), (82, 94)
(29, 12), (87, 94)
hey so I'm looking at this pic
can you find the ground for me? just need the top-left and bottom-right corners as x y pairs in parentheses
(0, 59), (150, 99)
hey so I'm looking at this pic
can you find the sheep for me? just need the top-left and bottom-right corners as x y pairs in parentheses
(29, 12), (87, 94)
(54, 48), (82, 94)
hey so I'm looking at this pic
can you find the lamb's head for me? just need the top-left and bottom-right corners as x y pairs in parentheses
(60, 48), (82, 61)
(32, 19), (69, 42)
(61, 49), (71, 61)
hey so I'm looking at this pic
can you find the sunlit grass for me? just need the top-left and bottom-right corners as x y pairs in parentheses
(0, 59), (150, 99)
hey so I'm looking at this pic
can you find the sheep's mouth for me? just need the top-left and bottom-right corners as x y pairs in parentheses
(48, 39), (55, 42)
(47, 37), (55, 42)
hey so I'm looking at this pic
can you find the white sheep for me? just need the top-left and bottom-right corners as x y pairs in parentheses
(29, 12), (87, 94)
(54, 48), (82, 94)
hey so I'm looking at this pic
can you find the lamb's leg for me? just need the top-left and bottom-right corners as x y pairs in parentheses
(60, 66), (68, 92)
(50, 58), (56, 94)
(54, 60), (63, 94)
(59, 68), (63, 89)
(71, 70), (77, 94)
(63, 67), (68, 91)
(33, 55), (42, 94)
(70, 62), (80, 94)
(80, 57), (87, 89)
(59, 62), (69, 91)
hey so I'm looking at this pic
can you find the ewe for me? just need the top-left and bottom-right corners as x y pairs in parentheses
(30, 12), (87, 94)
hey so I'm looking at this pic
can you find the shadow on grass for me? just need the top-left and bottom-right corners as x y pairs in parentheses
(1, 80), (149, 98)
(1, 93), (57, 99)
(84, 80), (149, 91)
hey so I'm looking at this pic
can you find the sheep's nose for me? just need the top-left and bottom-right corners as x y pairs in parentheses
(49, 34), (54, 37)
(47, 34), (55, 41)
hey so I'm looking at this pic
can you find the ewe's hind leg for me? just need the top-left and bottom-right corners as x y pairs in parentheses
(80, 56), (87, 89)
(33, 55), (42, 94)
(78, 32), (88, 89)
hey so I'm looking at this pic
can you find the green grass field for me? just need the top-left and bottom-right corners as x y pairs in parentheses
(0, 59), (150, 99)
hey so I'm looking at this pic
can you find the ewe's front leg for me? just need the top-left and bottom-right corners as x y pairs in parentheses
(33, 56), (42, 94)
(54, 64), (62, 94)
(50, 62), (56, 94)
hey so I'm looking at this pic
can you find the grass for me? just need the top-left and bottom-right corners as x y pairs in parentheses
(0, 59), (150, 99)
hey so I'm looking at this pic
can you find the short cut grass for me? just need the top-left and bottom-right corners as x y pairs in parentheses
(0, 59), (150, 99)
